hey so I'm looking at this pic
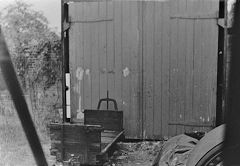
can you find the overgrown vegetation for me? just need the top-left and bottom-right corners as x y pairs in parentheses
(0, 1), (62, 165)
(0, 1), (61, 90)
(0, 1), (62, 139)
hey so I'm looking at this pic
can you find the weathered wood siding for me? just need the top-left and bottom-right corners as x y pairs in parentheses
(68, 0), (219, 139)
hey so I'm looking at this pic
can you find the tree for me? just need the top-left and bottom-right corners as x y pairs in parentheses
(0, 1), (62, 133)
(0, 1), (61, 90)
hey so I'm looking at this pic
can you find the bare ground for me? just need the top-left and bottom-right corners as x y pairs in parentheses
(104, 141), (163, 166)
(0, 116), (55, 166)
(0, 142), (55, 166)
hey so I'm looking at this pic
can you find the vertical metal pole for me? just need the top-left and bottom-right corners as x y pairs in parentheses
(107, 91), (109, 110)
(223, 1), (240, 164)
(61, 0), (66, 161)
(61, 0), (66, 123)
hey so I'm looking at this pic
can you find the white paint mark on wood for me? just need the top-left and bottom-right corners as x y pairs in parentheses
(85, 69), (90, 76)
(77, 96), (84, 119)
(143, 130), (146, 139)
(66, 73), (71, 118)
(123, 67), (130, 77)
(76, 67), (84, 81)
(74, 67), (84, 119)
(123, 101), (127, 106)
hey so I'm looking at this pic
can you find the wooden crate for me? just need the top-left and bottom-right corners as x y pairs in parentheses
(49, 123), (103, 165)
(84, 109), (123, 131)
(49, 110), (124, 165)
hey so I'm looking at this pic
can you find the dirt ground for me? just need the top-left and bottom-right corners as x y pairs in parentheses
(0, 116), (55, 166)
(0, 143), (55, 166)
(104, 141), (163, 166)
(0, 140), (162, 166)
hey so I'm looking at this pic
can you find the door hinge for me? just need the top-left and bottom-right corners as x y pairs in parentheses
(63, 19), (70, 32)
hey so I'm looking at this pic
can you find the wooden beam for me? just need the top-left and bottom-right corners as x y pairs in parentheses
(63, 0), (111, 3)
(84, 110), (123, 131)
(70, 18), (113, 23)
(168, 122), (214, 127)
(96, 131), (125, 164)
(170, 12), (218, 19)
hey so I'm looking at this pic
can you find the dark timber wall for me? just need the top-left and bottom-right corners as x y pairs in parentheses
(67, 0), (219, 139)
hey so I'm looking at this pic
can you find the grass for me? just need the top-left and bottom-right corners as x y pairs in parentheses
(0, 116), (56, 166)
(0, 85), (61, 166)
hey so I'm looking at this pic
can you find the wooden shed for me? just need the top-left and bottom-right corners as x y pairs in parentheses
(62, 0), (222, 139)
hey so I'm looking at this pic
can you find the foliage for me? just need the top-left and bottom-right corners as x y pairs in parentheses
(0, 1), (61, 90)
(0, 1), (62, 136)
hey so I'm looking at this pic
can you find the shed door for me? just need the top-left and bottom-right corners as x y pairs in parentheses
(68, 1), (115, 119)
(142, 0), (219, 139)
(68, 1), (142, 138)
(67, 0), (220, 139)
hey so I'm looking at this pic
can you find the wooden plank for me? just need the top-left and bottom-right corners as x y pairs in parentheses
(70, 19), (113, 23)
(100, 131), (124, 153)
(69, 3), (85, 120)
(49, 123), (102, 164)
(176, 0), (187, 135)
(69, 1), (111, 22)
(106, 1), (115, 104)
(207, 0), (219, 130)
(168, 121), (214, 128)
(161, 1), (170, 138)
(113, 1), (123, 111)
(193, 0), (219, 132)
(97, 131), (124, 164)
(169, 0), (179, 137)
(153, 1), (163, 139)
(83, 2), (93, 110)
(128, 1), (140, 138)
(192, 0), (202, 132)
(91, 2), (100, 109)
(84, 110), (123, 131)
(170, 12), (218, 19)
(143, 1), (155, 139)
(137, 1), (144, 139)
(64, 0), (111, 3)
(99, 1), (108, 109)
(185, 0), (195, 133)
(199, 0), (211, 132)
(69, 22), (77, 120)
(75, 5), (85, 120)
(121, 1), (131, 137)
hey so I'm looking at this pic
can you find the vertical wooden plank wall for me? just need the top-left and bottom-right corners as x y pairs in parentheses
(142, 1), (171, 139)
(142, 0), (219, 139)
(161, 2), (170, 139)
(68, 1), (141, 138)
(143, 1), (155, 139)
(185, 0), (194, 133)
(68, 0), (219, 139)
(119, 1), (140, 138)
(69, 3), (84, 120)
(169, 0), (178, 137)
(167, 0), (219, 136)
